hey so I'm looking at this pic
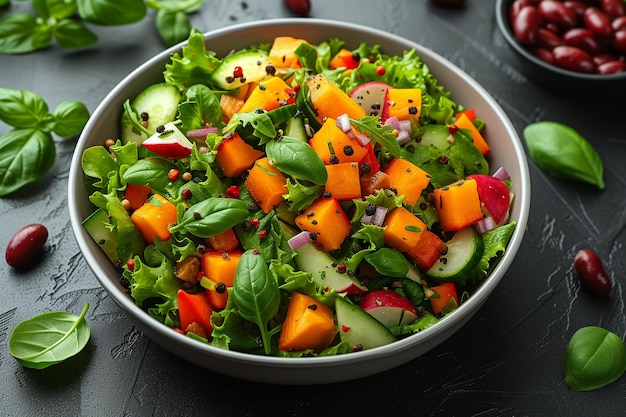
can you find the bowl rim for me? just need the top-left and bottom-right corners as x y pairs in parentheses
(495, 0), (626, 81)
(68, 17), (531, 372)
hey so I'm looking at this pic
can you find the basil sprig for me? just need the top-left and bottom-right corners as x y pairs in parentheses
(9, 303), (91, 369)
(565, 326), (626, 391)
(0, 87), (89, 196)
(523, 121), (605, 190)
(266, 136), (328, 185)
(170, 197), (249, 238)
(0, 0), (202, 53)
(232, 250), (281, 355)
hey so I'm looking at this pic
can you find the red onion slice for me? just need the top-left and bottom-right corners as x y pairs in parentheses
(492, 166), (510, 181)
(361, 205), (388, 226)
(474, 215), (496, 234)
(288, 231), (313, 250)
(186, 127), (219, 139)
(356, 133), (370, 147)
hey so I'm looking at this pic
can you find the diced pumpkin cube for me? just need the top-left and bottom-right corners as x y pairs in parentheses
(383, 158), (431, 206)
(360, 171), (391, 196)
(384, 88), (422, 120)
(454, 112), (490, 155)
(325, 162), (361, 200)
(205, 227), (239, 252)
(278, 292), (337, 353)
(219, 93), (245, 122)
(406, 230), (444, 271)
(306, 74), (366, 124)
(239, 76), (295, 113)
(295, 197), (352, 251)
(382, 206), (427, 253)
(245, 157), (288, 213)
(269, 36), (310, 69)
(130, 194), (178, 244)
(200, 250), (241, 309)
(124, 183), (152, 210)
(309, 118), (368, 164)
(329, 48), (360, 70)
(432, 178), (483, 231)
(215, 133), (264, 178)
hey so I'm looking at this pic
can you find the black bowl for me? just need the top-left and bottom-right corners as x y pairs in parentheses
(495, 0), (626, 96)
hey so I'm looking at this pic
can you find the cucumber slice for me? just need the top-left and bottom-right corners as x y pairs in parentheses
(294, 243), (367, 293)
(284, 117), (307, 142)
(83, 208), (119, 264)
(335, 297), (396, 350)
(121, 83), (182, 144)
(426, 226), (484, 283)
(418, 124), (452, 149)
(210, 49), (272, 90)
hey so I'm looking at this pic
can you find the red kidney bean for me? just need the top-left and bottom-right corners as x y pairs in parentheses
(538, 0), (579, 28)
(612, 16), (626, 31)
(553, 45), (597, 71)
(598, 59), (626, 73)
(593, 52), (617, 65)
(511, 0), (537, 20)
(538, 27), (567, 48)
(535, 47), (556, 63)
(601, 0), (626, 18)
(5, 224), (48, 268)
(613, 29), (626, 52)
(584, 7), (614, 36)
(564, 0), (589, 17)
(514, 6), (542, 45)
(574, 249), (612, 296)
(563, 27), (605, 53)
(284, 0), (311, 16)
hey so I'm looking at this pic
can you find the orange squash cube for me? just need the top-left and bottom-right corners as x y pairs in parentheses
(215, 133), (264, 178)
(324, 162), (361, 200)
(239, 76), (294, 113)
(306, 74), (366, 123)
(432, 178), (483, 231)
(295, 197), (352, 252)
(385, 88), (422, 120)
(244, 157), (288, 213)
(382, 206), (427, 253)
(269, 36), (310, 69)
(200, 250), (242, 309)
(130, 194), (178, 244)
(309, 118), (368, 164)
(406, 230), (444, 271)
(454, 113), (490, 155)
(278, 292), (337, 353)
(383, 158), (431, 206)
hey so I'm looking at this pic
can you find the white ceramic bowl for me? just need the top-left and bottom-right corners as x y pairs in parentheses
(68, 18), (531, 384)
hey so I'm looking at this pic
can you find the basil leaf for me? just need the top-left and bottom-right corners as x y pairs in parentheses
(172, 197), (250, 237)
(0, 129), (55, 197)
(364, 247), (410, 278)
(147, 0), (204, 12)
(53, 19), (98, 49)
(76, 0), (147, 25)
(0, 13), (52, 54)
(266, 136), (328, 185)
(155, 9), (190, 47)
(52, 100), (91, 137)
(9, 303), (91, 369)
(81, 145), (120, 189)
(41, 0), (78, 19)
(565, 326), (626, 391)
(232, 250), (281, 355)
(178, 84), (222, 131)
(122, 157), (175, 191)
(523, 121), (605, 190)
(0, 87), (50, 129)
(225, 111), (277, 144)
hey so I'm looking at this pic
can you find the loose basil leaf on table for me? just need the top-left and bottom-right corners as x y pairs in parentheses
(232, 250), (281, 355)
(9, 304), (91, 369)
(76, 0), (147, 26)
(0, 87), (50, 129)
(523, 121), (605, 190)
(564, 326), (626, 391)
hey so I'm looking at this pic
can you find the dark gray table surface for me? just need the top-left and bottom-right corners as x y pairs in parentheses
(2, 1), (625, 416)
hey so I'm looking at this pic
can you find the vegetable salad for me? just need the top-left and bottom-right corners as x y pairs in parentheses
(81, 29), (516, 356)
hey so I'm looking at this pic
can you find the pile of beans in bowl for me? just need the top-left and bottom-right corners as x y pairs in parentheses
(509, 0), (626, 74)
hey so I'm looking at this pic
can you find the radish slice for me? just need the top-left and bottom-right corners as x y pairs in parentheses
(186, 127), (218, 139)
(288, 231), (313, 250)
(492, 166), (510, 181)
